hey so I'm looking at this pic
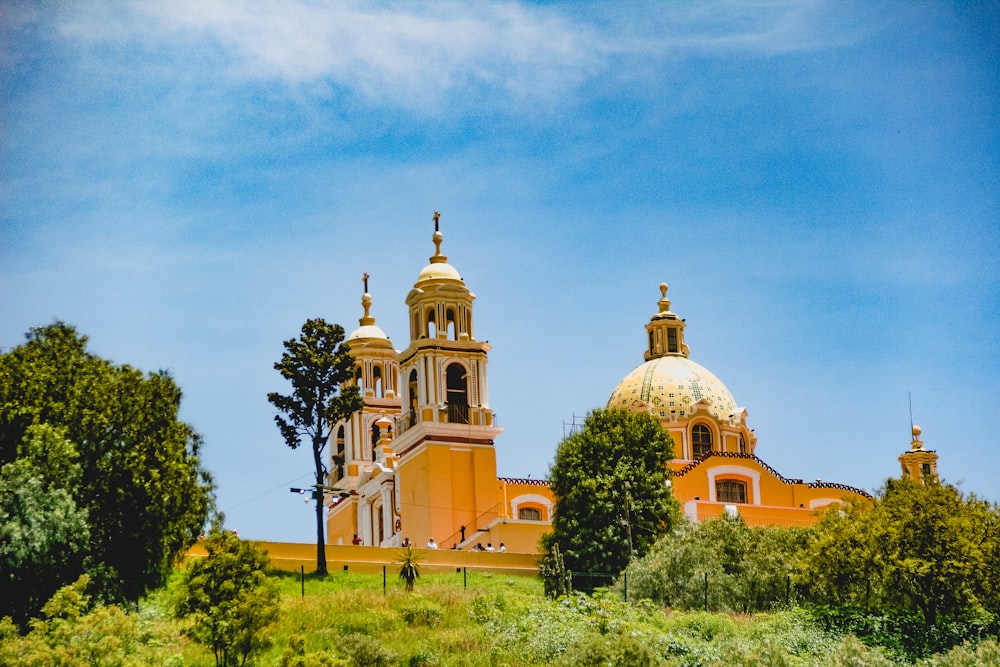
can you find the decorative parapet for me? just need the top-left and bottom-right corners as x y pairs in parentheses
(674, 451), (871, 498)
(499, 476), (550, 487)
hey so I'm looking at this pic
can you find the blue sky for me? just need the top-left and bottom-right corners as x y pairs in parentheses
(2, 1), (997, 542)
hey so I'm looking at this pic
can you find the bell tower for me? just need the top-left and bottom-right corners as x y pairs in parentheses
(326, 277), (403, 545)
(398, 212), (498, 434)
(390, 213), (503, 548)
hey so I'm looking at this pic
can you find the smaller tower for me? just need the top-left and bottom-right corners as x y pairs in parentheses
(329, 277), (401, 491)
(644, 282), (690, 360)
(898, 425), (938, 482)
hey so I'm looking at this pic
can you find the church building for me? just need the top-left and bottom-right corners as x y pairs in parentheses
(325, 215), (891, 553)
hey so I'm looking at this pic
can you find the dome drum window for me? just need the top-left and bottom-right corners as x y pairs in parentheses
(692, 423), (713, 459)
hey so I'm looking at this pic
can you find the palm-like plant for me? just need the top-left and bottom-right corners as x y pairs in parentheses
(397, 546), (423, 592)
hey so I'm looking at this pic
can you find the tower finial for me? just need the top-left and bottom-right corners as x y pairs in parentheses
(430, 211), (446, 262)
(658, 282), (671, 313)
(359, 273), (374, 325)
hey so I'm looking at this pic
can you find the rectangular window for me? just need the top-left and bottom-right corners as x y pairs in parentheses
(716, 479), (748, 504)
(519, 507), (542, 521)
(667, 328), (678, 353)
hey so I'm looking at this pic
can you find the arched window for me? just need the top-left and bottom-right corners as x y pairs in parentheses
(692, 424), (712, 458)
(738, 434), (747, 454)
(648, 331), (655, 355)
(372, 365), (383, 397)
(446, 308), (457, 340)
(426, 309), (436, 338)
(407, 370), (418, 427)
(355, 365), (363, 390)
(716, 479), (748, 504)
(332, 425), (346, 481)
(445, 363), (469, 424)
(519, 507), (542, 521)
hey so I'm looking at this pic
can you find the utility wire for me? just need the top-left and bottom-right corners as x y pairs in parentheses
(222, 472), (313, 512)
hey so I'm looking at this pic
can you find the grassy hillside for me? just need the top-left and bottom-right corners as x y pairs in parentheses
(3, 568), (999, 666)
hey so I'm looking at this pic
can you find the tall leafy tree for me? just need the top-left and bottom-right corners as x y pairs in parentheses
(0, 323), (214, 612)
(267, 318), (362, 575)
(176, 528), (280, 667)
(545, 408), (679, 591)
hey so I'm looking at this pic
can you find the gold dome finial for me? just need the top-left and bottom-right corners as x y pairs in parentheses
(430, 211), (446, 264)
(359, 272), (375, 326)
(658, 282), (671, 313)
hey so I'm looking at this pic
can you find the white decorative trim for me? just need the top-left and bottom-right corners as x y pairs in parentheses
(706, 465), (761, 505)
(809, 498), (840, 509)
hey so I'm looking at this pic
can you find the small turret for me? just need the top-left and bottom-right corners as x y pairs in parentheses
(898, 424), (939, 482)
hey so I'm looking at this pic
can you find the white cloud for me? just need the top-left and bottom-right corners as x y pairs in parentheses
(48, 1), (872, 113)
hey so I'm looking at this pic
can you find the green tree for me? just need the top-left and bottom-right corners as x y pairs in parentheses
(0, 323), (214, 611)
(545, 408), (679, 592)
(0, 426), (90, 625)
(622, 515), (807, 611)
(267, 318), (362, 576)
(176, 528), (280, 667)
(798, 477), (1000, 656)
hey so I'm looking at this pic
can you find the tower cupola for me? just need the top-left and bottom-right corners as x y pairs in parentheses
(645, 282), (690, 361)
(406, 212), (475, 343)
(348, 273), (391, 344)
(899, 425), (939, 483)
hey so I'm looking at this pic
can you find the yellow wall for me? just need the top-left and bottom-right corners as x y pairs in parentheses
(326, 498), (358, 546)
(396, 442), (500, 548)
(185, 541), (539, 574)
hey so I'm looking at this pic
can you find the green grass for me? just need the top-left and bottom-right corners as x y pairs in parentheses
(6, 568), (999, 666)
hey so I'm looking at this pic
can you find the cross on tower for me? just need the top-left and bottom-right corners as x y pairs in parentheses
(363, 272), (369, 293)
(433, 211), (440, 232)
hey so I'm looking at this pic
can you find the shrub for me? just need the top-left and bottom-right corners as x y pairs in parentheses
(338, 633), (397, 667)
(561, 632), (665, 666)
(277, 634), (346, 667)
(921, 638), (1000, 666)
(399, 596), (445, 627)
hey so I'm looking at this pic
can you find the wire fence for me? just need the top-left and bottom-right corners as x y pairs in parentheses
(277, 564), (542, 597)
(278, 564), (798, 614)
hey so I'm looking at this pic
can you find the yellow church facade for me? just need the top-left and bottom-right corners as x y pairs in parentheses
(324, 217), (871, 554)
